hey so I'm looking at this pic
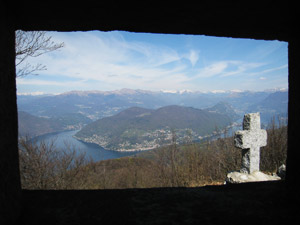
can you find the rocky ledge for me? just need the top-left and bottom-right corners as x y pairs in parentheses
(225, 171), (281, 184)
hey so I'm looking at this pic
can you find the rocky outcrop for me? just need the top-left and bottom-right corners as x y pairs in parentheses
(225, 171), (281, 184)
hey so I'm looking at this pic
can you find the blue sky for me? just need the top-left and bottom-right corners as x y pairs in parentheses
(16, 30), (288, 94)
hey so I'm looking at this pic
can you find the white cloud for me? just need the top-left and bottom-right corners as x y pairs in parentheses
(194, 61), (230, 78)
(185, 50), (199, 66)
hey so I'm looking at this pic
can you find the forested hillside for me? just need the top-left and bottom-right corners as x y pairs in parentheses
(18, 111), (92, 138)
(75, 104), (234, 151)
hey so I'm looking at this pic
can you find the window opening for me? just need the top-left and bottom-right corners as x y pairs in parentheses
(16, 30), (288, 189)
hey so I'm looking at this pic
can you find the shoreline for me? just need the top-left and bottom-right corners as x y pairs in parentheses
(73, 135), (157, 152)
(73, 122), (242, 153)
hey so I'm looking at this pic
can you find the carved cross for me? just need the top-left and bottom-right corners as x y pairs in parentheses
(234, 113), (267, 174)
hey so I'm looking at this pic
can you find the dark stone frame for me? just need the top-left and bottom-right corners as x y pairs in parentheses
(1, 1), (299, 224)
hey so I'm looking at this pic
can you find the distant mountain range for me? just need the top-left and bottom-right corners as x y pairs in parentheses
(17, 88), (288, 125)
(247, 91), (288, 122)
(74, 104), (236, 151)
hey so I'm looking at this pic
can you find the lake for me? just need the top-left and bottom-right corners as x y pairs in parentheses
(33, 122), (242, 162)
(34, 130), (139, 162)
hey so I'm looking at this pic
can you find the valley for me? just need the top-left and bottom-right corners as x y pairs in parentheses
(17, 88), (288, 152)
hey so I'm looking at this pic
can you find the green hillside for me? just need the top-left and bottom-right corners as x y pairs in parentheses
(18, 111), (92, 138)
(75, 104), (233, 151)
(18, 111), (64, 138)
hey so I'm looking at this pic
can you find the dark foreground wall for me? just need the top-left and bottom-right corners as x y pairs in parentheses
(0, 3), (21, 225)
(287, 39), (300, 185)
(0, 1), (299, 224)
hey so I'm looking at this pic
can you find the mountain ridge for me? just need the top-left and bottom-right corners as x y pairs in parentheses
(18, 111), (92, 138)
(74, 103), (235, 151)
(17, 88), (288, 134)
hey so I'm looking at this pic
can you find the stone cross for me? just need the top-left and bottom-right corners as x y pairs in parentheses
(234, 113), (267, 174)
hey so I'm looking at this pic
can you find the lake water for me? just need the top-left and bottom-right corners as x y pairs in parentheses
(34, 130), (139, 162)
(34, 122), (243, 162)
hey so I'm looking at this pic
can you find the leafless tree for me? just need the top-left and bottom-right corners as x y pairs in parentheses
(19, 137), (91, 189)
(15, 30), (64, 77)
(260, 116), (287, 172)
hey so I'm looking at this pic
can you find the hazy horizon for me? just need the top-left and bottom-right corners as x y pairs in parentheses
(17, 87), (289, 97)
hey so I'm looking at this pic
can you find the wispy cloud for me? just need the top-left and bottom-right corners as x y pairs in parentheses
(185, 50), (199, 66)
(249, 41), (287, 60)
(16, 78), (89, 88)
(17, 31), (288, 93)
(220, 62), (265, 77)
(195, 61), (229, 78)
(248, 64), (288, 76)
(20, 31), (193, 91)
(191, 60), (269, 79)
(193, 61), (255, 78)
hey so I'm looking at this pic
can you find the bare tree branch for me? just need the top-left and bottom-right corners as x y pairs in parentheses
(15, 30), (64, 77)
